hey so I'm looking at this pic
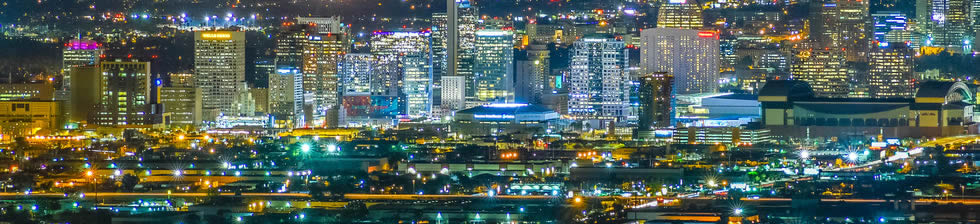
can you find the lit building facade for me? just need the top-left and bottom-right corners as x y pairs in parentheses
(638, 73), (674, 131)
(0, 101), (60, 137)
(869, 45), (915, 99)
(161, 87), (202, 129)
(567, 35), (630, 121)
(810, 0), (870, 62)
(526, 43), (550, 102)
(640, 28), (719, 94)
(432, 3), (478, 93)
(0, 83), (53, 101)
(91, 61), (154, 126)
(61, 39), (102, 122)
(928, 0), (971, 48)
(474, 29), (515, 102)
(339, 54), (374, 96)
(370, 30), (433, 118)
(194, 31), (246, 119)
(303, 33), (348, 116)
(791, 49), (849, 98)
(872, 11), (912, 46)
(433, 1), (479, 98)
(657, 0), (703, 29)
(269, 67), (304, 127)
(441, 76), (467, 112)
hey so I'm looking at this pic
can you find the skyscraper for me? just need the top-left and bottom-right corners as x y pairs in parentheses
(339, 54), (375, 123)
(435, 1), (479, 102)
(433, 2), (477, 83)
(791, 49), (849, 98)
(161, 86), (202, 129)
(303, 33), (348, 117)
(91, 60), (154, 126)
(474, 29), (515, 103)
(657, 0), (703, 29)
(810, 0), (870, 62)
(567, 35), (629, 121)
(869, 45), (915, 98)
(269, 67), (304, 127)
(194, 31), (246, 119)
(929, 0), (970, 48)
(637, 73), (674, 130)
(339, 54), (374, 96)
(272, 26), (311, 127)
(69, 66), (101, 123)
(370, 30), (433, 118)
(872, 12), (912, 46)
(62, 39), (102, 88)
(441, 76), (466, 112)
(61, 39), (102, 122)
(640, 28), (720, 94)
(524, 43), (550, 103)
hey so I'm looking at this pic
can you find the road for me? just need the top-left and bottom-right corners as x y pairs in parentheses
(0, 192), (310, 198)
(1, 192), (980, 206)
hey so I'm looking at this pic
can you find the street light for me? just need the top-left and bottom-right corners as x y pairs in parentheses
(301, 144), (311, 153)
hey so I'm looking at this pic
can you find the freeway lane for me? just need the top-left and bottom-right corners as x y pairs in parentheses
(0, 192), (311, 198)
(0, 192), (978, 205)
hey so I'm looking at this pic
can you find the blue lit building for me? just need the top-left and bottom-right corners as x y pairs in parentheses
(474, 29), (515, 103)
(370, 30), (434, 119)
(452, 103), (559, 137)
(871, 11), (911, 47)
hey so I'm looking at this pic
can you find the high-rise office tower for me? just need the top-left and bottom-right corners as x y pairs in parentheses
(269, 67), (304, 127)
(69, 66), (101, 123)
(338, 54), (375, 122)
(657, 0), (703, 29)
(791, 50), (849, 98)
(61, 39), (102, 122)
(525, 43), (550, 103)
(972, 0), (980, 33)
(370, 30), (433, 118)
(638, 73), (674, 130)
(435, 0), (479, 100)
(402, 52), (434, 118)
(91, 60), (154, 126)
(928, 0), (971, 48)
(474, 30), (515, 102)
(640, 28), (720, 94)
(567, 35), (630, 121)
(296, 16), (346, 34)
(810, 0), (870, 62)
(441, 76), (466, 112)
(872, 12), (912, 46)
(869, 44), (915, 98)
(161, 86), (202, 129)
(272, 25), (310, 125)
(62, 39), (102, 88)
(339, 54), (374, 96)
(194, 31), (246, 119)
(515, 60), (537, 103)
(303, 33), (348, 117)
